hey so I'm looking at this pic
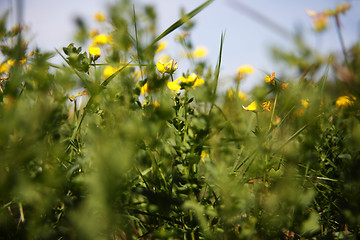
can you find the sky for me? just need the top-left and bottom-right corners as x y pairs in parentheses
(1, 0), (359, 91)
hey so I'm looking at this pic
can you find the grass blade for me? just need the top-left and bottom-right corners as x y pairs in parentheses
(150, 0), (214, 46)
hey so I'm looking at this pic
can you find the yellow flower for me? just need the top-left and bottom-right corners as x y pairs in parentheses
(236, 64), (254, 82)
(69, 90), (88, 102)
(243, 101), (258, 111)
(156, 59), (177, 74)
(93, 34), (110, 45)
(19, 58), (26, 65)
(89, 45), (101, 57)
(94, 12), (106, 22)
(193, 77), (205, 87)
(237, 64), (254, 74)
(192, 46), (208, 58)
(227, 89), (234, 99)
(7, 59), (15, 66)
(155, 40), (167, 54)
(280, 83), (288, 90)
(200, 151), (209, 163)
(0, 62), (10, 74)
(141, 82), (149, 95)
(178, 73), (204, 88)
(265, 72), (275, 85)
(262, 101), (271, 112)
(103, 66), (118, 78)
(336, 95), (356, 108)
(301, 99), (309, 108)
(306, 9), (328, 32)
(167, 81), (181, 92)
(90, 29), (99, 37)
(152, 101), (160, 108)
(238, 91), (247, 101)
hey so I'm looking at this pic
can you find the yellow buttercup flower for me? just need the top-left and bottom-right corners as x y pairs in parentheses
(94, 12), (106, 22)
(156, 59), (177, 74)
(336, 95), (356, 108)
(167, 81), (181, 92)
(265, 72), (275, 85)
(192, 46), (208, 58)
(89, 45), (101, 58)
(93, 34), (110, 45)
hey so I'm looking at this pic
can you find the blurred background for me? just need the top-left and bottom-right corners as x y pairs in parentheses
(1, 0), (359, 91)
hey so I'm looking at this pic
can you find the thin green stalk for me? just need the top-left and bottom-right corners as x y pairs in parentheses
(268, 92), (278, 131)
(334, 15), (349, 67)
(149, 0), (214, 47)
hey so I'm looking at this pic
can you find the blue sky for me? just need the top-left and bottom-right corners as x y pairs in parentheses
(1, 0), (359, 91)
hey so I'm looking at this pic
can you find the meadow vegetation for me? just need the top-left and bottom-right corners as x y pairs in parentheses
(1, 0), (360, 239)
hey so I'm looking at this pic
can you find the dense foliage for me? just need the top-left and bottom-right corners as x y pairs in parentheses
(1, 0), (359, 239)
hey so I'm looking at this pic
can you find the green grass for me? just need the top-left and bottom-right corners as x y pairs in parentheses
(1, 1), (360, 239)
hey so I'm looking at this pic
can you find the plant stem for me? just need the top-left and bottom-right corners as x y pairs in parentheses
(334, 15), (349, 67)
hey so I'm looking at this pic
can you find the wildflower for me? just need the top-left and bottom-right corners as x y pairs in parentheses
(238, 91), (247, 101)
(103, 66), (118, 78)
(7, 59), (15, 66)
(201, 151), (209, 163)
(301, 99), (309, 108)
(306, 9), (328, 32)
(93, 34), (110, 45)
(336, 95), (356, 108)
(89, 45), (101, 58)
(295, 99), (309, 116)
(236, 64), (254, 82)
(265, 72), (275, 85)
(191, 46), (208, 58)
(155, 40), (167, 54)
(243, 101), (258, 111)
(272, 115), (281, 126)
(262, 101), (271, 112)
(94, 12), (106, 22)
(227, 89), (247, 101)
(0, 62), (10, 74)
(141, 82), (149, 95)
(90, 29), (99, 37)
(180, 73), (204, 87)
(156, 59), (177, 74)
(280, 83), (288, 90)
(69, 90), (88, 102)
(19, 58), (26, 65)
(152, 101), (160, 108)
(167, 81), (181, 92)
